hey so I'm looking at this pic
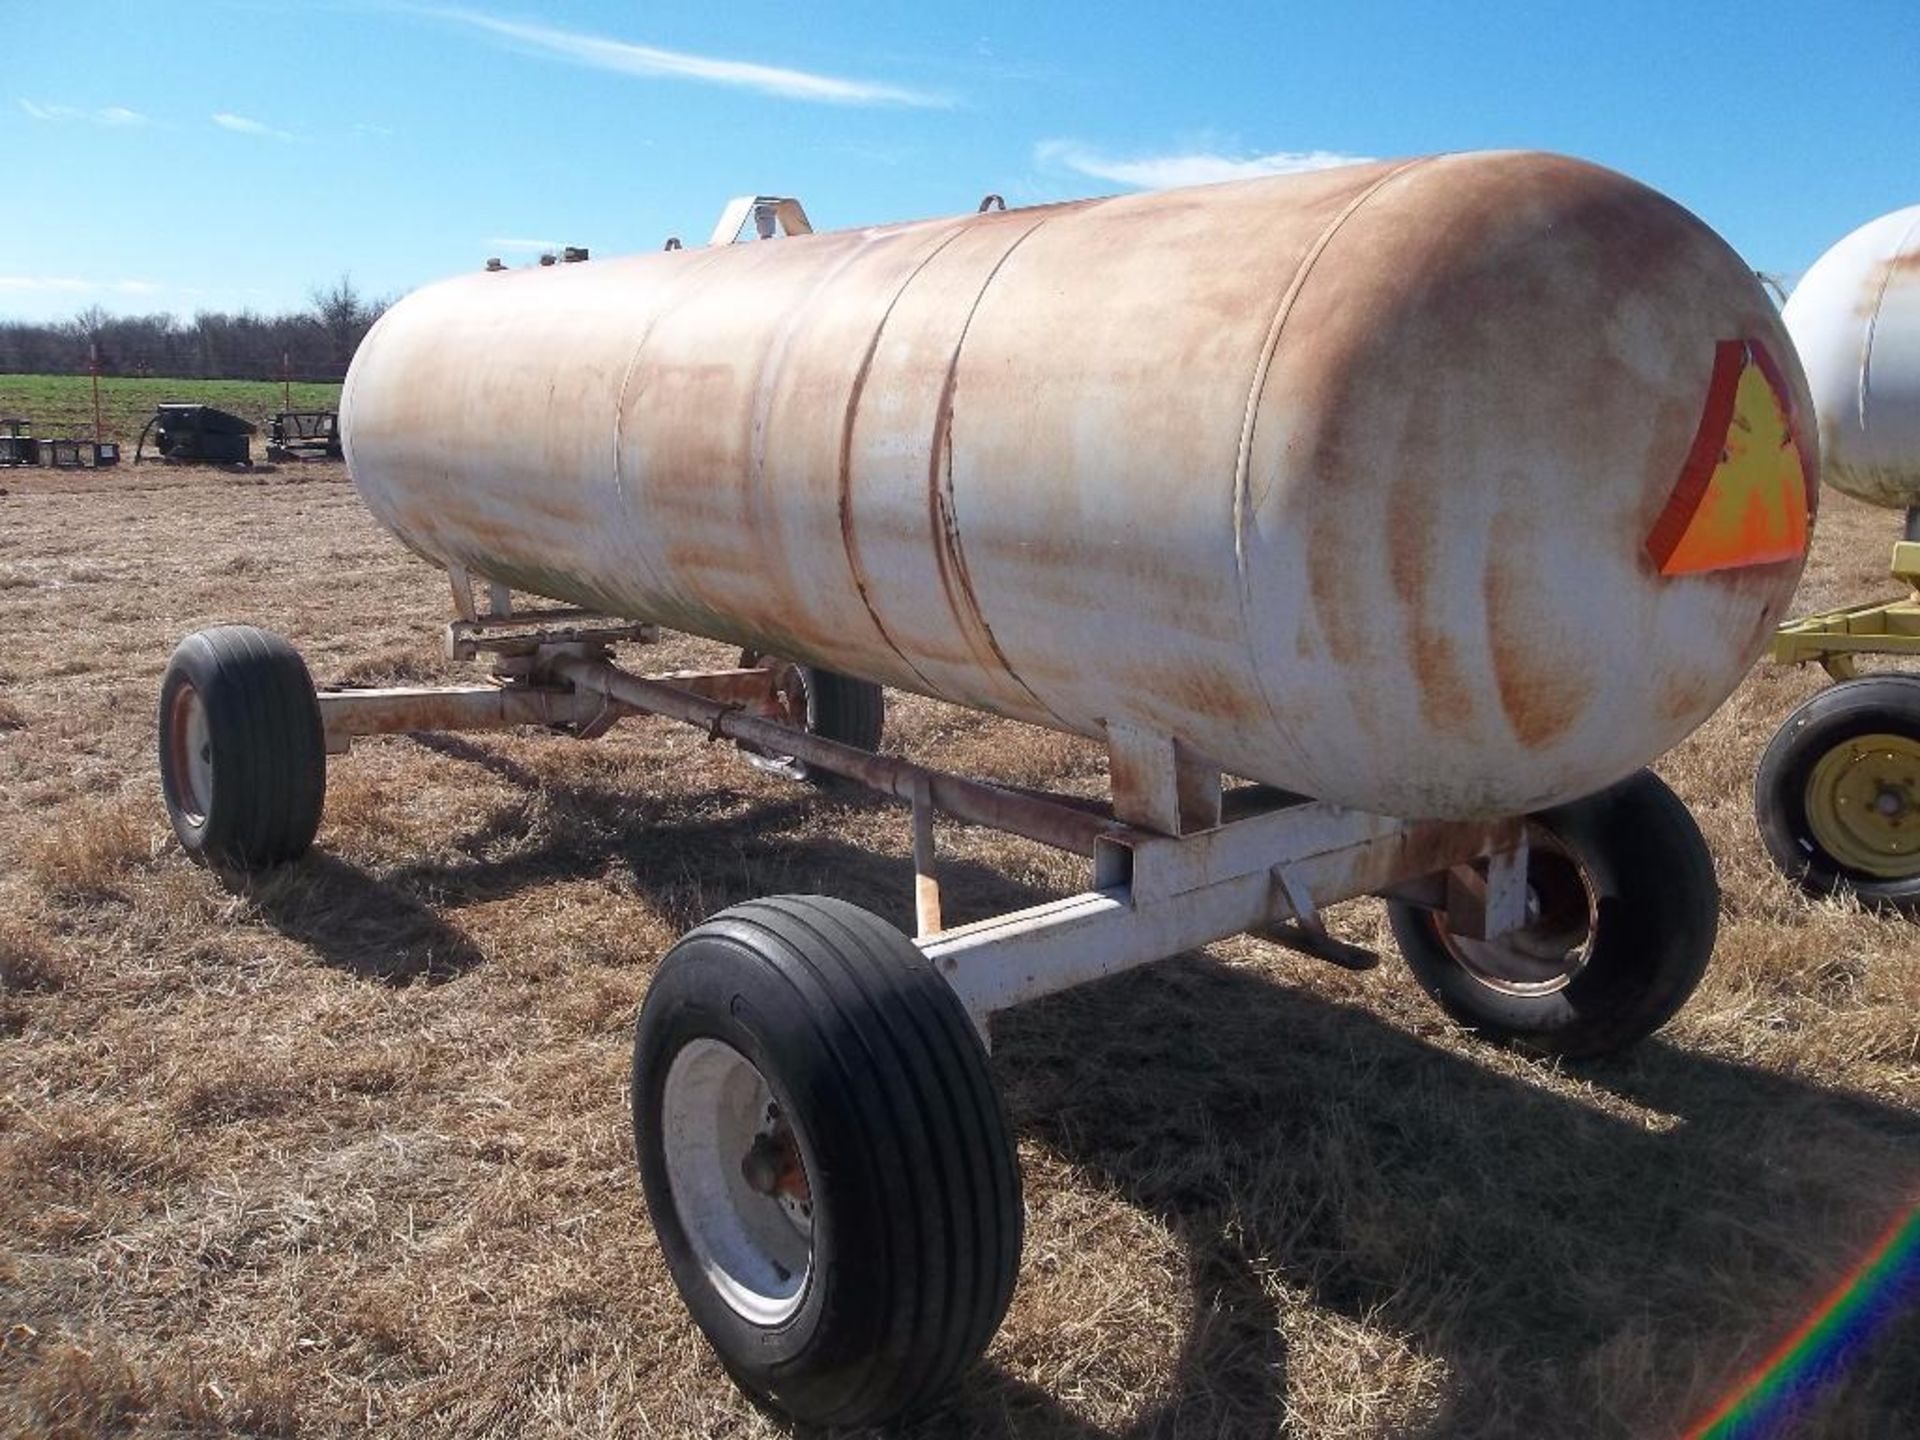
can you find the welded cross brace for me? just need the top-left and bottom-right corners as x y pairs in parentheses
(920, 801), (1526, 1045)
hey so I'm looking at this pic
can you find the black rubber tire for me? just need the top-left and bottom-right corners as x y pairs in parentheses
(633, 895), (1021, 1428)
(157, 626), (326, 870)
(738, 660), (884, 784)
(802, 668), (884, 753)
(1387, 770), (1719, 1059)
(1755, 675), (1920, 912)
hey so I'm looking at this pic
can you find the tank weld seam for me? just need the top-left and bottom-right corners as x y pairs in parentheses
(753, 239), (882, 487)
(1855, 209), (1920, 432)
(610, 245), (740, 611)
(927, 214), (1073, 730)
(838, 224), (976, 697)
(1229, 156), (1439, 786)
(741, 237), (892, 656)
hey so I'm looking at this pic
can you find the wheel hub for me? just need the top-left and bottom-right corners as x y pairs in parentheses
(1434, 827), (1596, 996)
(661, 1039), (814, 1325)
(1805, 733), (1920, 880)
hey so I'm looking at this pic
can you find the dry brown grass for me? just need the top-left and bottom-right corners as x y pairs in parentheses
(21, 797), (155, 903)
(0, 464), (1915, 1438)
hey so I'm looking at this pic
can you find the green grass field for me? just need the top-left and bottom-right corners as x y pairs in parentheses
(0, 374), (344, 447)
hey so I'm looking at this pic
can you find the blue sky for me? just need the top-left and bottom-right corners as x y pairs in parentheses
(4, 0), (1915, 324)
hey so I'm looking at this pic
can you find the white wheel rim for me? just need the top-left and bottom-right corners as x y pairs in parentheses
(661, 1038), (814, 1325)
(168, 682), (213, 824)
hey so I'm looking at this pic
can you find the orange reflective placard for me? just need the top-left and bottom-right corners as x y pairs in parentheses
(1646, 339), (1813, 577)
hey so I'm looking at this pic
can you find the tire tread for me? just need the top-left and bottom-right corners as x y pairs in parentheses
(635, 894), (1020, 1428)
(157, 625), (325, 870)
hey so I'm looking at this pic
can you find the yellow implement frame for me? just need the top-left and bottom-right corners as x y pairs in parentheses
(1771, 540), (1920, 681)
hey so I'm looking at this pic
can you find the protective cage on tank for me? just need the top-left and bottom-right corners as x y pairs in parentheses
(156, 157), (1808, 1424)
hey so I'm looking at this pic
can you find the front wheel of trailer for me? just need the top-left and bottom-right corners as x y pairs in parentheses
(632, 894), (1022, 1428)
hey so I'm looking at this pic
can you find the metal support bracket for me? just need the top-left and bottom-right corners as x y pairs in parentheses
(1443, 833), (1536, 948)
(1444, 831), (1531, 941)
(445, 610), (658, 663)
(911, 778), (943, 940)
(447, 564), (479, 624)
(1258, 865), (1379, 971)
(1105, 721), (1222, 836)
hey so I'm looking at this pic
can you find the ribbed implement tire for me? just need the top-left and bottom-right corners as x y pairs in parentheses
(633, 895), (1022, 1428)
(803, 668), (884, 754)
(1387, 770), (1719, 1059)
(157, 626), (326, 870)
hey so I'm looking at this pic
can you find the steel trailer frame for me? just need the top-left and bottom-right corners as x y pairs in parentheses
(313, 588), (1531, 1043)
(163, 563), (1719, 1429)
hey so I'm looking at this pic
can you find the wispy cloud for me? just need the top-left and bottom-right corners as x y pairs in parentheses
(0, 275), (163, 296)
(212, 111), (295, 141)
(1036, 140), (1372, 190)
(423, 7), (950, 108)
(19, 99), (150, 126)
(484, 236), (564, 253)
(352, 121), (395, 137)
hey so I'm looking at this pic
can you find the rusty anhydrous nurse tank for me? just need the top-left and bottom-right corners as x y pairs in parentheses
(342, 150), (1816, 820)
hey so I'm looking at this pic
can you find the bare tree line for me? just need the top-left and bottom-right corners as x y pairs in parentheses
(0, 276), (388, 381)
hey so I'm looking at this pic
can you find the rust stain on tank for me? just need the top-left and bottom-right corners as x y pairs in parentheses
(832, 234), (964, 699)
(1482, 520), (1591, 749)
(1106, 654), (1266, 732)
(1387, 518), (1474, 734)
(1301, 440), (1372, 667)
(1385, 384), (1475, 735)
(1656, 675), (1715, 724)
(920, 222), (1070, 729)
(835, 333), (904, 659)
(520, 489), (590, 527)
(1856, 252), (1920, 320)
(926, 387), (1021, 689)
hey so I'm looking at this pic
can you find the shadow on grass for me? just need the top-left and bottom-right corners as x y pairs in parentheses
(916, 962), (1920, 1440)
(265, 733), (1920, 1436)
(243, 851), (489, 983)
(251, 732), (1007, 983)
